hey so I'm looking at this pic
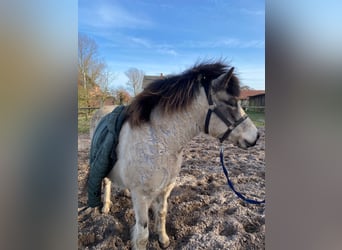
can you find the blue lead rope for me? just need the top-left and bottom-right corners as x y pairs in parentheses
(219, 146), (265, 205)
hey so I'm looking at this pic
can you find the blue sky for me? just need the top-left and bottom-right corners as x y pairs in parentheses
(79, 0), (265, 90)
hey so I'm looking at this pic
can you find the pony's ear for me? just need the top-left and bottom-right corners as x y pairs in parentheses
(212, 67), (235, 90)
(223, 67), (234, 89)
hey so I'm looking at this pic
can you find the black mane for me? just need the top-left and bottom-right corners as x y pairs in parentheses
(127, 61), (236, 127)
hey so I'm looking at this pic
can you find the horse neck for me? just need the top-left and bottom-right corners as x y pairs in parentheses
(151, 88), (209, 151)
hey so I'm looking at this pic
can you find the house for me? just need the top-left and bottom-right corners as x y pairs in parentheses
(249, 93), (265, 107)
(142, 73), (164, 89)
(239, 90), (265, 111)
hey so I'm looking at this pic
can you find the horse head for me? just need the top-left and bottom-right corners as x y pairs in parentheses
(205, 67), (260, 149)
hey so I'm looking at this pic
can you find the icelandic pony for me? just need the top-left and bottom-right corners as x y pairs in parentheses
(98, 62), (259, 249)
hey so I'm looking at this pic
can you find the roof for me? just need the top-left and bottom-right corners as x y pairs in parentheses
(249, 93), (265, 98)
(239, 90), (265, 100)
(142, 74), (164, 88)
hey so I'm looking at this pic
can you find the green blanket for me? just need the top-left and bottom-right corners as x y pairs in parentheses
(88, 105), (128, 207)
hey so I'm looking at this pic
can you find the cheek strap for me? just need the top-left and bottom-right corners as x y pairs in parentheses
(202, 83), (248, 142)
(217, 115), (248, 143)
(204, 104), (248, 143)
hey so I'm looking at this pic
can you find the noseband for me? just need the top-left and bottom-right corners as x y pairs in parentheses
(203, 84), (248, 143)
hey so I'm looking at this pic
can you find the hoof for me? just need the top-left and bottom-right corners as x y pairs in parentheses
(158, 239), (170, 249)
(101, 201), (112, 214)
(123, 188), (131, 197)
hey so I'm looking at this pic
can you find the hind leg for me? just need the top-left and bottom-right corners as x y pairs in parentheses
(131, 191), (152, 250)
(152, 182), (175, 248)
(101, 177), (112, 213)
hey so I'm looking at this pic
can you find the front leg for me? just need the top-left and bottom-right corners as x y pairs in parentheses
(152, 182), (175, 248)
(131, 191), (152, 250)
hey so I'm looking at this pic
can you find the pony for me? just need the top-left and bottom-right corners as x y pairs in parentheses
(92, 61), (259, 249)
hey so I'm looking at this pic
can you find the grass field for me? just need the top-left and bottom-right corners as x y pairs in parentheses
(78, 110), (97, 134)
(246, 110), (265, 127)
(78, 115), (90, 134)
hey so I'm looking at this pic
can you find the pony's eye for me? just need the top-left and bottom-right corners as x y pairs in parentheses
(224, 99), (237, 107)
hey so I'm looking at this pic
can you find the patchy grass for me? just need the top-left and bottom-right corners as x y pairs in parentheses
(78, 109), (98, 134)
(78, 115), (90, 134)
(246, 110), (265, 127)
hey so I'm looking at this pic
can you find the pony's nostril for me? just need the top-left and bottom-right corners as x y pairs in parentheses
(257, 132), (260, 140)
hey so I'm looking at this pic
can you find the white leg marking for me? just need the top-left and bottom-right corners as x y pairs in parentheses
(153, 182), (175, 248)
(101, 177), (112, 214)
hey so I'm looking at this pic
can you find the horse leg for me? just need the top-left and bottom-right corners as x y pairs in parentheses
(131, 191), (152, 250)
(152, 182), (175, 248)
(101, 177), (112, 213)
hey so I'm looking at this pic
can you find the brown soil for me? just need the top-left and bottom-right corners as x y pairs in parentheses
(78, 128), (265, 249)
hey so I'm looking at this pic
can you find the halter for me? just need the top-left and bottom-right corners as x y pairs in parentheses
(202, 81), (265, 205)
(203, 83), (248, 142)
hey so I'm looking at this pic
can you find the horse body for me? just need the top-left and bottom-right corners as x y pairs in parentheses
(103, 91), (208, 248)
(111, 89), (207, 191)
(91, 62), (259, 249)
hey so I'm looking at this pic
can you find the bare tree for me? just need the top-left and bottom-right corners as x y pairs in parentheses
(240, 84), (254, 90)
(125, 68), (144, 96)
(98, 69), (116, 107)
(78, 33), (106, 88)
(111, 88), (132, 105)
(78, 33), (106, 119)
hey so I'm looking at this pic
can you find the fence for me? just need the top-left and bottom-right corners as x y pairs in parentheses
(242, 105), (265, 112)
(78, 107), (100, 122)
(78, 107), (100, 114)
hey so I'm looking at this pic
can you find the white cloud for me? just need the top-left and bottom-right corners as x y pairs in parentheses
(126, 36), (179, 55)
(157, 48), (179, 56)
(218, 38), (240, 47)
(181, 38), (264, 49)
(241, 8), (265, 16)
(130, 37), (152, 48)
(240, 40), (265, 48)
(80, 2), (153, 29)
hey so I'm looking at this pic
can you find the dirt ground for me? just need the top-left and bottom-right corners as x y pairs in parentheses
(78, 128), (265, 249)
